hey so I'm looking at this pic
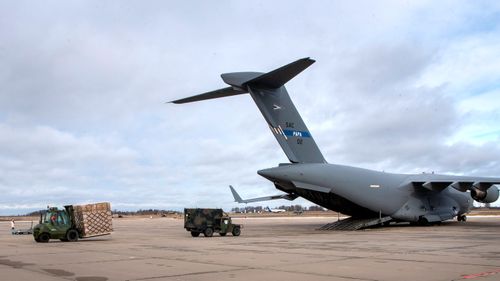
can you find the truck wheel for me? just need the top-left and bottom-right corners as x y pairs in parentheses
(38, 233), (50, 243)
(219, 232), (227, 236)
(203, 228), (213, 237)
(191, 231), (200, 237)
(232, 227), (241, 236)
(66, 229), (79, 242)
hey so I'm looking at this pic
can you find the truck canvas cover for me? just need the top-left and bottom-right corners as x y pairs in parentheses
(184, 208), (223, 228)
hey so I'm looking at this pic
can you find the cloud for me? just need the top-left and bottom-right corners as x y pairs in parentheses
(1, 1), (500, 214)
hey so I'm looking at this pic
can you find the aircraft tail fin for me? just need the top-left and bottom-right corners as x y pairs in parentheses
(171, 58), (326, 163)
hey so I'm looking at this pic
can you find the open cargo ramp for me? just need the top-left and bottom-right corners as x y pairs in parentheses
(318, 216), (392, 231)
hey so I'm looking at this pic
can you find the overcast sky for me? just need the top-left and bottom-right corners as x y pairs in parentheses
(1, 1), (500, 215)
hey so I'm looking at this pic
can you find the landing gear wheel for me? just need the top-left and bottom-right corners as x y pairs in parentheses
(38, 233), (50, 243)
(203, 228), (213, 237)
(191, 231), (200, 237)
(66, 229), (79, 242)
(458, 215), (467, 222)
(232, 227), (241, 236)
(219, 232), (227, 237)
(418, 217), (429, 226)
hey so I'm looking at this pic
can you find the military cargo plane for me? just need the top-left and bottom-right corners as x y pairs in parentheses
(171, 58), (500, 226)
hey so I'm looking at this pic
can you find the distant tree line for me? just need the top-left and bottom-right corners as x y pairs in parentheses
(24, 210), (44, 216)
(21, 209), (181, 216)
(230, 205), (327, 213)
(112, 209), (181, 216)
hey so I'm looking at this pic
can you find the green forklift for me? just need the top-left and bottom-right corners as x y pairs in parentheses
(33, 206), (79, 242)
(33, 203), (113, 243)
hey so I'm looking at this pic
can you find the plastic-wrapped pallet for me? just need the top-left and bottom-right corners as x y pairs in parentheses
(73, 202), (113, 237)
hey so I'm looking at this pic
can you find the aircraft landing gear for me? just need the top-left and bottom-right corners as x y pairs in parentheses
(457, 215), (467, 222)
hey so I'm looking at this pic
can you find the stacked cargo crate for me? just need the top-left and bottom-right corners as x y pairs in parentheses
(73, 202), (113, 237)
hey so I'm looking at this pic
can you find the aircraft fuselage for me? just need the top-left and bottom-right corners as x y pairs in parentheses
(258, 163), (474, 222)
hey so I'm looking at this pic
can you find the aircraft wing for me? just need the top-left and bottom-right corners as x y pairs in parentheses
(229, 185), (297, 204)
(411, 180), (500, 192)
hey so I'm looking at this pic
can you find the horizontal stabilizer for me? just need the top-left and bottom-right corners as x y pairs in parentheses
(170, 57), (314, 104)
(243, 57), (315, 89)
(229, 185), (297, 204)
(170, 87), (246, 104)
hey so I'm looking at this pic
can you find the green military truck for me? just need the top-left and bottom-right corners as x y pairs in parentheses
(33, 202), (113, 243)
(184, 208), (241, 237)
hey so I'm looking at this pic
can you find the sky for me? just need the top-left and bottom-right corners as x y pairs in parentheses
(1, 1), (500, 215)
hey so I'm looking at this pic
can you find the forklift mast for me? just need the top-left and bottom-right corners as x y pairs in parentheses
(64, 205), (76, 228)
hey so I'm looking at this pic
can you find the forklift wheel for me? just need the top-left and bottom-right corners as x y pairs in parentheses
(38, 233), (50, 243)
(66, 229), (79, 242)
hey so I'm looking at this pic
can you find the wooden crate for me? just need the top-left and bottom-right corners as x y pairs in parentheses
(73, 202), (113, 237)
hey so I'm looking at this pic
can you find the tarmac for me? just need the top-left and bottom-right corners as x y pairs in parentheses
(1, 216), (500, 281)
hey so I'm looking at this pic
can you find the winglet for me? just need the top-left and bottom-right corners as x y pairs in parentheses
(229, 185), (298, 204)
(229, 185), (244, 203)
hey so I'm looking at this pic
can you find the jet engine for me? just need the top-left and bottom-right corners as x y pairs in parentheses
(471, 186), (499, 203)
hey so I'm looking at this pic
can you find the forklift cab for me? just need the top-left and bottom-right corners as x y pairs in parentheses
(33, 205), (85, 242)
(39, 208), (71, 233)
